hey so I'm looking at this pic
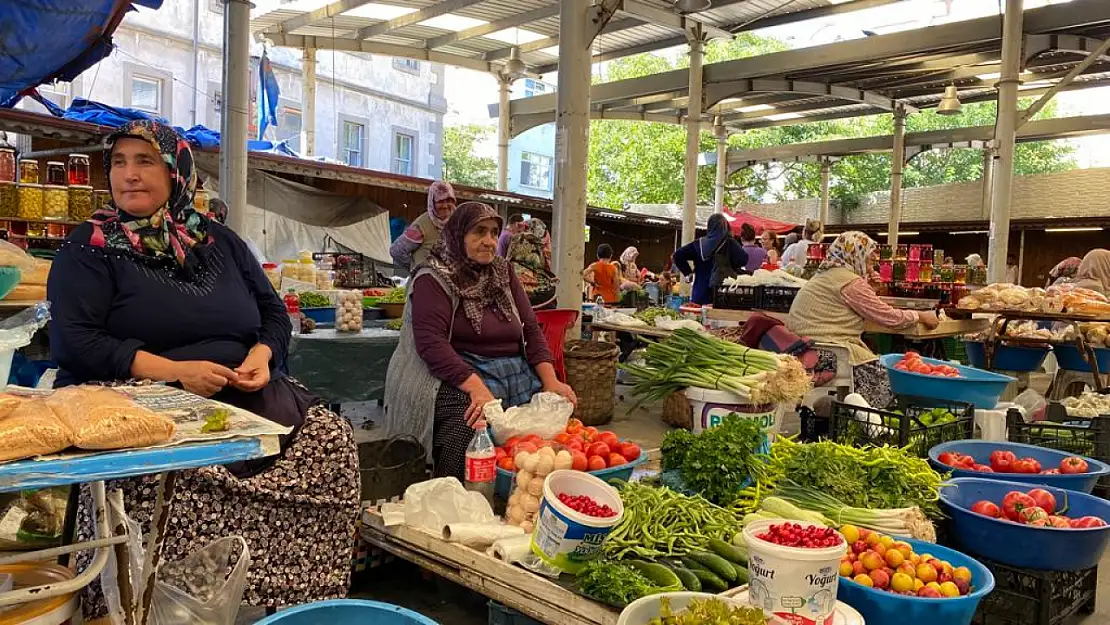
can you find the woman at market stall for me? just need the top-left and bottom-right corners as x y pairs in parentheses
(740, 222), (768, 273)
(383, 202), (577, 479)
(1047, 256), (1082, 287)
(1072, 249), (1110, 295)
(672, 213), (748, 305)
(506, 217), (558, 308)
(782, 218), (824, 271)
(761, 229), (780, 267)
(46, 120), (359, 616)
(787, 231), (939, 407)
(618, 246), (642, 290)
(584, 243), (622, 303)
(389, 179), (457, 275)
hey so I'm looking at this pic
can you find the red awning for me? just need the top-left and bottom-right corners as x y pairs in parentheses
(721, 208), (798, 235)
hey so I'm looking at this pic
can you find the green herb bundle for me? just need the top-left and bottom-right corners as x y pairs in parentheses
(298, 291), (331, 308)
(661, 415), (766, 505)
(575, 560), (679, 608)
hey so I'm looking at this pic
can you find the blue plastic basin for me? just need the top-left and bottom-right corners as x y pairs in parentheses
(301, 307), (336, 324)
(928, 440), (1109, 493)
(255, 600), (439, 624)
(1052, 343), (1110, 373)
(837, 537), (993, 625)
(963, 341), (1049, 372)
(494, 450), (646, 499)
(880, 353), (1015, 409)
(939, 477), (1110, 571)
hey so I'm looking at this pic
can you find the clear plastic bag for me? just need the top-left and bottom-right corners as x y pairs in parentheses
(483, 393), (573, 446)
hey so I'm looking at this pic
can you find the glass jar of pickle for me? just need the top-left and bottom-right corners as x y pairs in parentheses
(26, 220), (45, 238)
(919, 263), (933, 283)
(894, 244), (909, 261)
(934, 249), (945, 265)
(893, 260), (907, 282)
(315, 270), (336, 290)
(93, 189), (112, 213)
(67, 154), (90, 186)
(18, 184), (43, 220)
(938, 266), (954, 283)
(69, 185), (94, 221)
(0, 149), (15, 183)
(194, 188), (210, 213)
(0, 182), (15, 218)
(262, 263), (281, 290)
(879, 244), (893, 261)
(953, 264), (968, 284)
(46, 222), (66, 239)
(18, 160), (39, 184)
(43, 185), (69, 220)
(45, 161), (66, 186)
(299, 259), (317, 285)
(282, 259), (301, 282)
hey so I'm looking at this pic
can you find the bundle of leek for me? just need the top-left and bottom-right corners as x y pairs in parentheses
(773, 482), (937, 542)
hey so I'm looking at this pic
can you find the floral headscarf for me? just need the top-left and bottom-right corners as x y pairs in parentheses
(89, 120), (213, 275)
(620, 247), (640, 282)
(426, 180), (457, 230)
(422, 202), (515, 333)
(819, 231), (876, 278)
(1050, 256), (1082, 280)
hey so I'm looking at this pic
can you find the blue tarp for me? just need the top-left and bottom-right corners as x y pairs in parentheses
(0, 0), (163, 107)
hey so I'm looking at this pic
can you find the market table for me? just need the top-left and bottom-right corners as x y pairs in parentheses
(359, 508), (617, 625)
(705, 308), (989, 339)
(287, 326), (400, 404)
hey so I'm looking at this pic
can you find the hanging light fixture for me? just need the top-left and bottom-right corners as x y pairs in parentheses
(502, 47), (526, 82)
(936, 84), (963, 116)
(674, 0), (712, 13)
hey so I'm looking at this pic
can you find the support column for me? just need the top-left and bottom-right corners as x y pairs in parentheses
(989, 0), (1024, 284)
(819, 159), (831, 225)
(300, 47), (316, 156)
(713, 119), (727, 214)
(682, 34), (705, 245)
(887, 106), (907, 247)
(552, 0), (592, 334)
(980, 147), (994, 219)
(220, 0), (250, 236)
(496, 74), (513, 191)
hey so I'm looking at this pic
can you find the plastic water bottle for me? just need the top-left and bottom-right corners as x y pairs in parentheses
(283, 289), (301, 336)
(464, 424), (496, 505)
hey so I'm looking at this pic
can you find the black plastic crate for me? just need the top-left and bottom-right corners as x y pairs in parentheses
(830, 396), (974, 457)
(971, 554), (1097, 625)
(1007, 406), (1110, 498)
(798, 405), (830, 443)
(713, 285), (759, 310)
(758, 285), (800, 312)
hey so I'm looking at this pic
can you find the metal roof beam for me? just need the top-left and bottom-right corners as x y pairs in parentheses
(619, 0), (732, 40)
(731, 109), (887, 131)
(260, 0), (374, 34)
(354, 0), (485, 41)
(266, 33), (496, 73)
(422, 5), (560, 50)
(705, 78), (913, 113)
(482, 17), (643, 61)
(510, 110), (687, 136)
(727, 0), (909, 33)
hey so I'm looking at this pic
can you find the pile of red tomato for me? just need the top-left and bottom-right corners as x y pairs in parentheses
(938, 449), (1090, 475)
(495, 418), (642, 473)
(969, 487), (1107, 528)
(892, 352), (962, 377)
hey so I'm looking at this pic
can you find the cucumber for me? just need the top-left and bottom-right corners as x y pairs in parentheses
(626, 560), (681, 589)
(687, 552), (737, 582)
(733, 565), (750, 585)
(680, 556), (710, 572)
(708, 538), (749, 565)
(690, 568), (728, 592)
(666, 565), (702, 592)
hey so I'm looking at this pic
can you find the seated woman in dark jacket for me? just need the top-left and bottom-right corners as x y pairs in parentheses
(46, 120), (359, 616)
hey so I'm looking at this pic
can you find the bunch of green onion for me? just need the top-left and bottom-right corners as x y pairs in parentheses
(772, 481), (936, 542)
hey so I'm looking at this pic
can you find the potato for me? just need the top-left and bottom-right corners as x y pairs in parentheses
(526, 477), (544, 497)
(514, 452), (531, 471)
(515, 470), (533, 487)
(507, 505), (525, 524)
(554, 450), (573, 471)
(534, 455), (554, 477)
(521, 494), (541, 513)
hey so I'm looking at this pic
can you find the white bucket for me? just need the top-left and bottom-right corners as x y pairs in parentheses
(530, 470), (623, 573)
(684, 386), (783, 435)
(743, 519), (845, 625)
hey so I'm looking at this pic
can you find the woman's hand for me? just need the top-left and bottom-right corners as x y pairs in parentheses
(233, 344), (272, 392)
(465, 385), (496, 429)
(172, 361), (239, 397)
(544, 380), (578, 406)
(917, 310), (940, 330)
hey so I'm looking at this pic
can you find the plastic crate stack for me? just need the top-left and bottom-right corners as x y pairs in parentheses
(971, 554), (1098, 625)
(809, 395), (975, 458)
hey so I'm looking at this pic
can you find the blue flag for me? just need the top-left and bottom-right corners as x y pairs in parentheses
(257, 50), (280, 140)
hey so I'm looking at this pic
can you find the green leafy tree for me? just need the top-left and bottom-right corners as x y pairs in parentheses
(442, 123), (497, 189)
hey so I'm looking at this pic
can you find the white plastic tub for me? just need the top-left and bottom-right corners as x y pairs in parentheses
(743, 519), (846, 625)
(617, 591), (786, 625)
(684, 386), (783, 435)
(530, 470), (623, 574)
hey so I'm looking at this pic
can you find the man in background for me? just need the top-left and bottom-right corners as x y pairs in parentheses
(497, 213), (525, 257)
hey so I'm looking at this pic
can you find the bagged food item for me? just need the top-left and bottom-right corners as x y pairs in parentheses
(505, 446), (569, 533)
(0, 398), (73, 462)
(18, 259), (50, 285)
(2, 284), (45, 301)
(335, 289), (363, 332)
(46, 386), (175, 450)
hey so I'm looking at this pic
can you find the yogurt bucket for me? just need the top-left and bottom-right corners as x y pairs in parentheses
(684, 386), (783, 436)
(530, 470), (623, 573)
(743, 519), (845, 625)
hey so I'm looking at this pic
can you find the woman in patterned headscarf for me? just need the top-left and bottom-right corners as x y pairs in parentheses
(390, 179), (456, 274)
(507, 218), (558, 308)
(787, 231), (939, 407)
(47, 120), (359, 617)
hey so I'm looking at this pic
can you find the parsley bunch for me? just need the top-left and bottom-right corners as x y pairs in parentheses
(661, 414), (766, 505)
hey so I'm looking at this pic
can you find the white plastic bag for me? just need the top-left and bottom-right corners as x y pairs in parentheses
(484, 392), (573, 446)
(380, 477), (496, 532)
(1013, 388), (1047, 422)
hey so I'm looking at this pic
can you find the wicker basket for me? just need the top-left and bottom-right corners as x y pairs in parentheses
(661, 390), (693, 429)
(564, 340), (620, 426)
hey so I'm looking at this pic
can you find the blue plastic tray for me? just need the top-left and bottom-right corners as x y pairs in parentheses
(1052, 343), (1110, 373)
(255, 600), (438, 624)
(301, 307), (336, 324)
(494, 450), (647, 499)
(837, 536), (993, 625)
(880, 353), (1015, 409)
(963, 341), (1049, 372)
(938, 477), (1110, 571)
(928, 440), (1110, 493)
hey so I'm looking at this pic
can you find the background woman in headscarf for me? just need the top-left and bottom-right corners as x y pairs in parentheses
(507, 218), (558, 308)
(1047, 256), (1082, 287)
(383, 203), (576, 479)
(672, 213), (748, 305)
(390, 180), (456, 275)
(47, 120), (359, 615)
(787, 231), (939, 407)
(619, 246), (642, 290)
(1072, 249), (1110, 295)
(782, 218), (824, 273)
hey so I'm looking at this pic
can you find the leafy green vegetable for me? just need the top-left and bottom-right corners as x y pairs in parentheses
(200, 408), (230, 433)
(384, 318), (403, 331)
(604, 481), (742, 559)
(661, 415), (766, 505)
(298, 291), (331, 308)
(575, 560), (678, 608)
(635, 307), (673, 326)
(381, 287), (407, 303)
(649, 597), (769, 625)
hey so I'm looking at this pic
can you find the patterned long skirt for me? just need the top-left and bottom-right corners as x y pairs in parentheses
(76, 404), (360, 618)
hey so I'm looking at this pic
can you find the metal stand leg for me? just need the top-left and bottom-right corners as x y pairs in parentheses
(58, 485), (81, 567)
(136, 471), (178, 625)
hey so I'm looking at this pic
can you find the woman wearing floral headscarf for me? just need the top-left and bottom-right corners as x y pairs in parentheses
(46, 120), (359, 616)
(1047, 256), (1082, 287)
(390, 179), (457, 274)
(507, 218), (558, 308)
(619, 246), (642, 289)
(787, 231), (939, 407)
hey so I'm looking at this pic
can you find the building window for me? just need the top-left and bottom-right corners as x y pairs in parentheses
(520, 152), (552, 190)
(524, 78), (547, 98)
(392, 132), (415, 175)
(209, 0), (224, 13)
(131, 75), (163, 114)
(343, 121), (365, 167)
(278, 106), (302, 151)
(393, 58), (421, 74)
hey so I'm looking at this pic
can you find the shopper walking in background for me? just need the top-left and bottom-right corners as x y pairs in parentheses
(672, 213), (748, 305)
(761, 229), (780, 267)
(584, 244), (622, 304)
(739, 223), (767, 273)
(497, 214), (525, 257)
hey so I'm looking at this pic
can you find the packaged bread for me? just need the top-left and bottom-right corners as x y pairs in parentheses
(3, 284), (46, 301)
(0, 398), (73, 462)
(18, 259), (50, 285)
(46, 386), (175, 450)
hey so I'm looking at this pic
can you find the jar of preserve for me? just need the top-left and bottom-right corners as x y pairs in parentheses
(18, 184), (43, 220)
(892, 260), (907, 282)
(68, 154), (90, 186)
(262, 263), (281, 290)
(0, 182), (16, 218)
(69, 185), (94, 221)
(194, 188), (209, 213)
(0, 148), (15, 183)
(18, 159), (39, 184)
(43, 185), (69, 220)
(93, 189), (112, 213)
(26, 220), (45, 238)
(45, 161), (66, 186)
(46, 222), (66, 238)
